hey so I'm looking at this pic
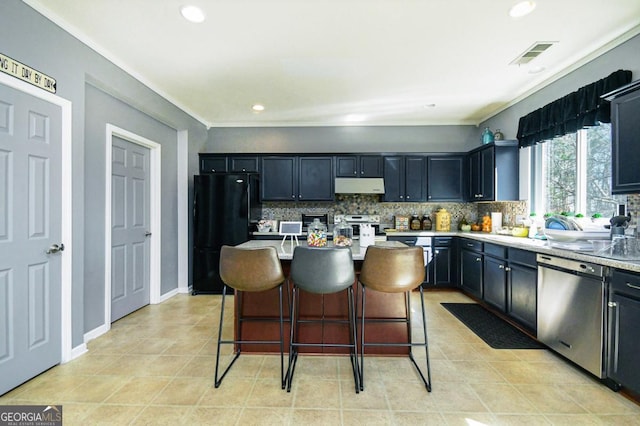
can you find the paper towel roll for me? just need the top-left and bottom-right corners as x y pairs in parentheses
(491, 212), (503, 233)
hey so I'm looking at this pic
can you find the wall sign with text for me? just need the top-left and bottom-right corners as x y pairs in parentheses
(0, 53), (57, 93)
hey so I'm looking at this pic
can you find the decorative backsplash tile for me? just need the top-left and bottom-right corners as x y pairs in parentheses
(261, 194), (639, 232)
(261, 195), (528, 229)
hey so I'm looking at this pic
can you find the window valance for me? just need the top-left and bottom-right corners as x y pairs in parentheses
(516, 69), (632, 148)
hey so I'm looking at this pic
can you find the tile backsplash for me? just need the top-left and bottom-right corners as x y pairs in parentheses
(261, 195), (528, 228)
(262, 194), (640, 231)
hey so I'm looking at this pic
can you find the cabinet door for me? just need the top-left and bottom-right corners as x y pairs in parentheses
(611, 88), (640, 194)
(461, 249), (482, 299)
(335, 156), (358, 177)
(479, 146), (495, 201)
(428, 156), (464, 201)
(230, 156), (259, 172)
(200, 155), (227, 173)
(483, 256), (507, 312)
(298, 157), (334, 201)
(608, 293), (640, 394)
(507, 263), (537, 331)
(360, 155), (384, 177)
(261, 156), (297, 201)
(468, 151), (481, 200)
(382, 156), (404, 202)
(432, 246), (452, 286)
(404, 156), (427, 202)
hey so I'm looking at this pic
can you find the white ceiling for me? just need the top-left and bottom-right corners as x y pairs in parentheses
(25, 0), (640, 128)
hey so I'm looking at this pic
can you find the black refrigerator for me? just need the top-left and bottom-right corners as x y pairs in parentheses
(192, 173), (261, 294)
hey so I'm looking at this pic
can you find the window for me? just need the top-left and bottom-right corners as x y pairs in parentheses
(532, 123), (625, 217)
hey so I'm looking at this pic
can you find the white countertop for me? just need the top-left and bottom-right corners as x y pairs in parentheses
(237, 239), (407, 260)
(387, 230), (640, 273)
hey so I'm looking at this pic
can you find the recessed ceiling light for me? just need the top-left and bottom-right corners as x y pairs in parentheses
(252, 104), (265, 112)
(509, 1), (536, 18)
(180, 5), (206, 23)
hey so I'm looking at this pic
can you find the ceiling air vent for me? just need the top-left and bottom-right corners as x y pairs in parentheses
(510, 41), (557, 65)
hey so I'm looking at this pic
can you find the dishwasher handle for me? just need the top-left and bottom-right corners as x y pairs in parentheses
(537, 254), (603, 277)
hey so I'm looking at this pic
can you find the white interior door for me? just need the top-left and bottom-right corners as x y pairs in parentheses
(0, 83), (62, 395)
(110, 136), (151, 322)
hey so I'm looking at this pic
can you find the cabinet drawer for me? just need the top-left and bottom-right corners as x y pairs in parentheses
(611, 269), (640, 298)
(508, 248), (537, 267)
(484, 242), (506, 258)
(460, 238), (482, 252)
(387, 236), (417, 246)
(433, 237), (452, 247)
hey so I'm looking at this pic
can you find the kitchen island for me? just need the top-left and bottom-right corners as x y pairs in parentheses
(232, 239), (413, 355)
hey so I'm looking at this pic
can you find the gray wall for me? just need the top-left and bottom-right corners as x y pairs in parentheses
(1, 1), (208, 347)
(84, 84), (180, 331)
(481, 34), (640, 137)
(207, 125), (480, 154)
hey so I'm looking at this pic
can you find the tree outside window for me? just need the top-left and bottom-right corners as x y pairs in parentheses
(535, 123), (625, 218)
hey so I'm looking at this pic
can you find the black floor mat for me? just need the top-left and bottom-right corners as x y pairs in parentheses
(441, 303), (544, 350)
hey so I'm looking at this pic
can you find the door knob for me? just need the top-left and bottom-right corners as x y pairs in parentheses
(145, 231), (152, 237)
(46, 243), (65, 254)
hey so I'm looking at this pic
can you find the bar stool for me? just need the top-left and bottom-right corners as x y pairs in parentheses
(358, 245), (431, 392)
(215, 245), (286, 388)
(286, 246), (360, 393)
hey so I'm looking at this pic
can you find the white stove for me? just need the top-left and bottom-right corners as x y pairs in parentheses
(334, 214), (382, 236)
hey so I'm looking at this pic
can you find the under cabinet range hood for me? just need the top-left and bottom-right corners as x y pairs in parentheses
(334, 178), (385, 194)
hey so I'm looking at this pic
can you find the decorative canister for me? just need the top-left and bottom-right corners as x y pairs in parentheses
(482, 213), (492, 233)
(307, 218), (327, 247)
(481, 127), (494, 144)
(494, 129), (504, 140)
(422, 214), (432, 230)
(333, 219), (353, 246)
(410, 214), (422, 230)
(434, 208), (451, 232)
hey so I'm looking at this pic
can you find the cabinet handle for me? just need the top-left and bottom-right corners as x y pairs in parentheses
(476, 257), (481, 262)
(400, 195), (404, 199)
(466, 243), (474, 247)
(499, 264), (505, 269)
(608, 301), (618, 308)
(505, 267), (511, 272)
(435, 250), (440, 254)
(626, 282), (640, 291)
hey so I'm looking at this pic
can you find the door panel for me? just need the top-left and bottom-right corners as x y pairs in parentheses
(0, 83), (62, 395)
(111, 136), (150, 322)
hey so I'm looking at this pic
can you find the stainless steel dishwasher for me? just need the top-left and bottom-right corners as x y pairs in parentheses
(537, 254), (606, 378)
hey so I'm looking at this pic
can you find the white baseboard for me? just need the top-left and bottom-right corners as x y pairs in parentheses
(157, 288), (179, 303)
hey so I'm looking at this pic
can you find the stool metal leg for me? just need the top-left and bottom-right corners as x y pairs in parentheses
(215, 285), (286, 389)
(214, 285), (240, 388)
(286, 285), (359, 393)
(286, 285), (299, 392)
(359, 285), (432, 392)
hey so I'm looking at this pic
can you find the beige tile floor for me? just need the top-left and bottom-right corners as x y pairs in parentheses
(2, 290), (640, 425)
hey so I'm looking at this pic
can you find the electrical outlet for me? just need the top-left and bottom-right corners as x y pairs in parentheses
(515, 215), (526, 225)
